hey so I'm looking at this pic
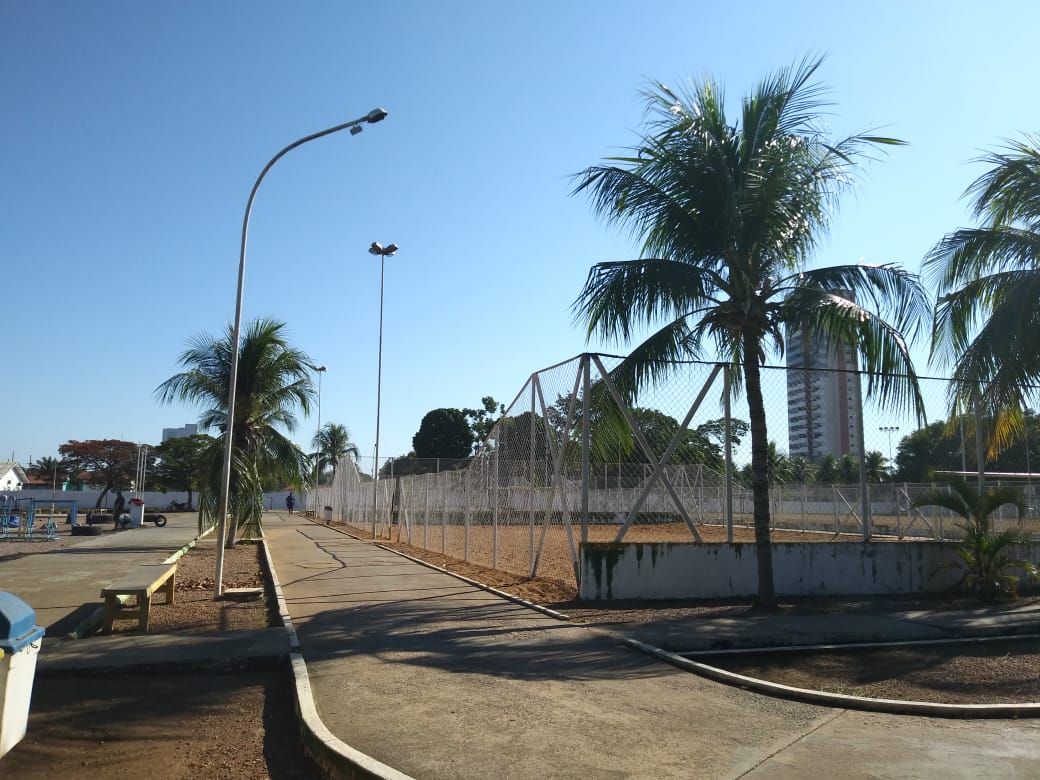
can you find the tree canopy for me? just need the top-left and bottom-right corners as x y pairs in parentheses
(926, 136), (1040, 451)
(412, 408), (473, 460)
(58, 439), (148, 507)
(152, 434), (216, 507)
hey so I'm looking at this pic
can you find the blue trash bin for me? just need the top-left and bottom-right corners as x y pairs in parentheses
(0, 592), (45, 757)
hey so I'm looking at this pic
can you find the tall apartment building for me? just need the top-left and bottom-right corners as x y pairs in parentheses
(786, 299), (862, 461)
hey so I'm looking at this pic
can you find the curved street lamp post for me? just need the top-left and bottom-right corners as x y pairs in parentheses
(214, 108), (389, 597)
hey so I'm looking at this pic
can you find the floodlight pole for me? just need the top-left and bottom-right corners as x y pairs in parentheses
(214, 108), (388, 598)
(368, 241), (398, 538)
(312, 365), (327, 516)
(880, 426), (899, 479)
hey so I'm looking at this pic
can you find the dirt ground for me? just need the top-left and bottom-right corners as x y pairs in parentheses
(350, 517), (867, 585)
(7, 515), (1040, 779)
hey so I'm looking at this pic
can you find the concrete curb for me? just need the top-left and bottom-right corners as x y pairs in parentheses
(625, 637), (1040, 719)
(261, 527), (416, 780)
(162, 522), (215, 565)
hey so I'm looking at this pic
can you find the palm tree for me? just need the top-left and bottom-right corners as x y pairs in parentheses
(913, 475), (1034, 601)
(156, 318), (314, 543)
(788, 456), (815, 484)
(863, 450), (888, 483)
(30, 456), (66, 486)
(572, 57), (927, 606)
(312, 422), (359, 483)
(926, 136), (1040, 451)
(814, 454), (839, 484)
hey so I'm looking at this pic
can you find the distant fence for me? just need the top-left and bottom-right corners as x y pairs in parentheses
(327, 353), (1040, 587)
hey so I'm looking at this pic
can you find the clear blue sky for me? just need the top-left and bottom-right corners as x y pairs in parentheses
(4, 1), (1039, 471)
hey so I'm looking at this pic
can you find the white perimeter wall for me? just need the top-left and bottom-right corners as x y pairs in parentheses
(579, 541), (1040, 600)
(3, 489), (297, 512)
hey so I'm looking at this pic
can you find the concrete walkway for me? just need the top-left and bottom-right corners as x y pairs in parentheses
(263, 516), (1040, 780)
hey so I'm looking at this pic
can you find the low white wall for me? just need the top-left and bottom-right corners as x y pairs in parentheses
(579, 541), (1040, 600)
(6, 490), (304, 513)
(2, 490), (191, 511)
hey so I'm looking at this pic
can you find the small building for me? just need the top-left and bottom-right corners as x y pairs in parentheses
(0, 462), (29, 493)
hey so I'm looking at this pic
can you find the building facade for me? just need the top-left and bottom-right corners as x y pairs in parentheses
(786, 306), (862, 462)
(161, 423), (199, 442)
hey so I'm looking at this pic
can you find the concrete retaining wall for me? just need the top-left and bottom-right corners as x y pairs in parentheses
(579, 541), (1040, 600)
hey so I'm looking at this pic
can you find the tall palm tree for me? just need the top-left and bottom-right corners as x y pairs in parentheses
(863, 450), (888, 483)
(926, 136), (1040, 451)
(312, 422), (359, 483)
(572, 57), (927, 606)
(156, 318), (314, 543)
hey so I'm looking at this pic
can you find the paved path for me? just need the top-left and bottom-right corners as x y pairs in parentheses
(264, 516), (1040, 779)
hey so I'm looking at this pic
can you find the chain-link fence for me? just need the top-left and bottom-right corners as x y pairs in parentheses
(326, 354), (1040, 586)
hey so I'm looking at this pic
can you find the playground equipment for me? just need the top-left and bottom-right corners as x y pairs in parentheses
(0, 496), (17, 538)
(0, 498), (78, 542)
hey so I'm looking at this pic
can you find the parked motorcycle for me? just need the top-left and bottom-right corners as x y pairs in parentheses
(166, 500), (193, 512)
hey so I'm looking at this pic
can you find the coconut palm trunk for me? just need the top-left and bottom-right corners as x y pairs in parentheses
(743, 331), (776, 605)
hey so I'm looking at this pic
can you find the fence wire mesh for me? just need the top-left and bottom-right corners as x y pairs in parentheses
(326, 354), (1040, 586)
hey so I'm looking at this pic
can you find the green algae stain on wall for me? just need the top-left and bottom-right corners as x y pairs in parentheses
(587, 543), (626, 600)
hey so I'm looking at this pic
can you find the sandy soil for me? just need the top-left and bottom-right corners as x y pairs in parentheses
(342, 517), (868, 586)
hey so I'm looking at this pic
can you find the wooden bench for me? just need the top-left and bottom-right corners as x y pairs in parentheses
(100, 563), (177, 633)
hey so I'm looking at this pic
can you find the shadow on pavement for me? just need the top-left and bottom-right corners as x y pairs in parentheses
(293, 597), (666, 681)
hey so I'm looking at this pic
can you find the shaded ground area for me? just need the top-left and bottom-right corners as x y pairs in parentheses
(5, 666), (320, 780)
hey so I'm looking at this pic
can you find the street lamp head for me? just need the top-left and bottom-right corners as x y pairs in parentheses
(385, 243), (399, 255)
(369, 241), (399, 257)
(364, 108), (389, 124)
(314, 365), (327, 372)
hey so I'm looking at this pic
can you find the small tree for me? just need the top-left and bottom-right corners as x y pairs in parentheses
(913, 475), (1036, 601)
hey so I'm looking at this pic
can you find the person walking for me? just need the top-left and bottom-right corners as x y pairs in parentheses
(285, 492), (295, 516)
